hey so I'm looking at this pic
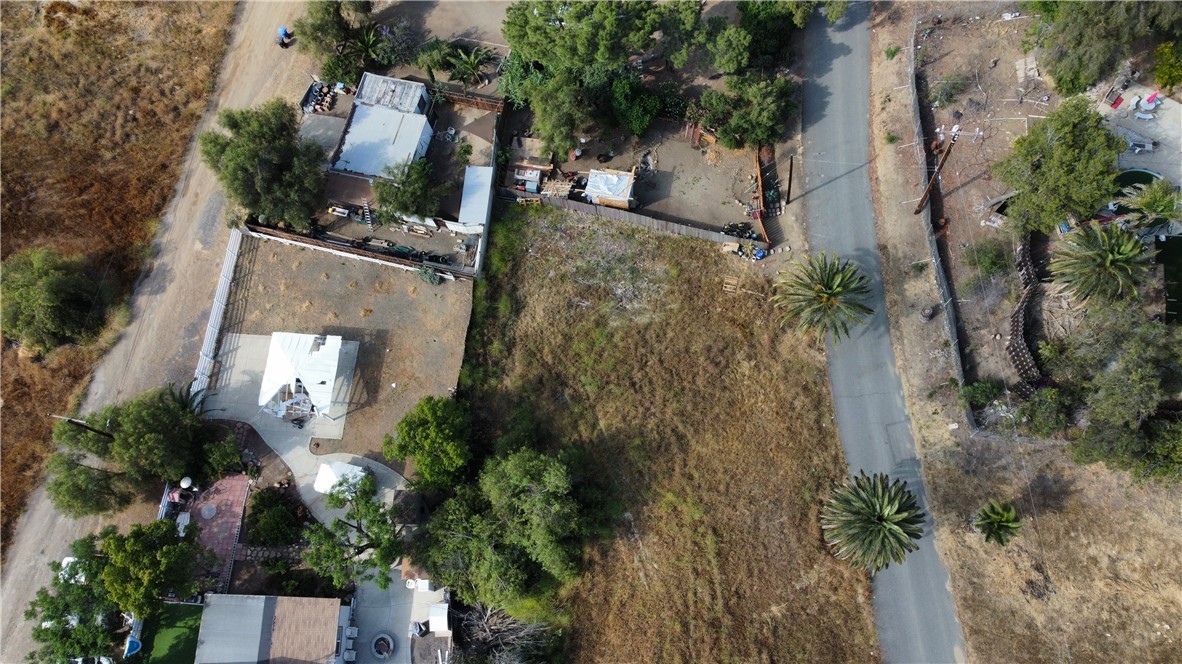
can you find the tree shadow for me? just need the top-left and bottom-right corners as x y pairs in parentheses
(797, 6), (856, 133)
(1021, 466), (1077, 513)
(372, 1), (437, 45)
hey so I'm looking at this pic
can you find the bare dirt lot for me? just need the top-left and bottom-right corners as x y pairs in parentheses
(467, 207), (876, 662)
(869, 4), (1182, 662)
(221, 235), (473, 464)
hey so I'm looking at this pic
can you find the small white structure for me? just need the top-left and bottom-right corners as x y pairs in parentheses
(428, 603), (450, 635)
(585, 168), (636, 209)
(258, 333), (342, 418)
(445, 165), (494, 234)
(313, 460), (366, 494)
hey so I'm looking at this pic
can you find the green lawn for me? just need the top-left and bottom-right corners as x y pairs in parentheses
(136, 603), (203, 664)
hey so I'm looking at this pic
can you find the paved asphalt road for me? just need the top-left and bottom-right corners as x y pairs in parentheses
(798, 5), (968, 663)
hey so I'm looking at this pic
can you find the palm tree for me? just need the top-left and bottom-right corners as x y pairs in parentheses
(349, 23), (382, 66)
(447, 46), (492, 88)
(1050, 224), (1154, 303)
(1117, 178), (1182, 230)
(820, 471), (926, 574)
(415, 38), (455, 86)
(772, 253), (873, 341)
(974, 499), (1021, 546)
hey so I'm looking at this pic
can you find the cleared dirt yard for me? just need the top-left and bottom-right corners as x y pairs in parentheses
(219, 236), (472, 463)
(869, 4), (1182, 662)
(466, 207), (877, 661)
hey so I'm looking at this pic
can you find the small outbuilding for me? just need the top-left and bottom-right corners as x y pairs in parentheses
(585, 168), (636, 209)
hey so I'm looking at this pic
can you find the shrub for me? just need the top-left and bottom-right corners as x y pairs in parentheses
(885, 45), (901, 60)
(1154, 41), (1182, 90)
(611, 76), (661, 137)
(320, 53), (363, 87)
(1018, 388), (1068, 437)
(201, 432), (242, 480)
(384, 396), (472, 491)
(961, 380), (1005, 408)
(1, 247), (103, 352)
(249, 489), (302, 546)
(928, 72), (968, 106)
(963, 240), (1010, 278)
(885, 132), (900, 144)
(657, 81), (688, 120)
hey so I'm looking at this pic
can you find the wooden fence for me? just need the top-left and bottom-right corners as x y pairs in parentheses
(502, 189), (771, 250)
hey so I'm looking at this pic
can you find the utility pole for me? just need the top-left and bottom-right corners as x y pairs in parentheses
(914, 125), (960, 215)
(49, 414), (114, 439)
(785, 154), (794, 204)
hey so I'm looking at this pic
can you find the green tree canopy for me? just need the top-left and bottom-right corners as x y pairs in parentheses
(384, 396), (472, 491)
(820, 471), (926, 574)
(993, 96), (1123, 234)
(1050, 224), (1154, 303)
(46, 450), (133, 518)
(611, 75), (661, 137)
(1, 247), (103, 352)
(292, 0), (354, 61)
(1117, 178), (1182, 229)
(373, 159), (449, 222)
(772, 252), (873, 341)
(414, 486), (529, 608)
(248, 488), (302, 547)
(24, 533), (122, 664)
(415, 38), (457, 86)
(47, 385), (218, 515)
(100, 521), (206, 619)
(1026, 1), (1182, 94)
(479, 449), (583, 581)
(448, 46), (493, 88)
(709, 25), (752, 74)
(199, 99), (326, 229)
(302, 473), (404, 590)
(738, 1), (847, 67)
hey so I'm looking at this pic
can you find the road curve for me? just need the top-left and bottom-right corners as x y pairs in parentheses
(797, 4), (968, 663)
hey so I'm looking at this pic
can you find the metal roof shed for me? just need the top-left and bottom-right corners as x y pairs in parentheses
(447, 166), (493, 234)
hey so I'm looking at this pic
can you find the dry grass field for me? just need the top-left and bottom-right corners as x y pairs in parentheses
(465, 207), (878, 661)
(868, 4), (1182, 661)
(0, 1), (234, 554)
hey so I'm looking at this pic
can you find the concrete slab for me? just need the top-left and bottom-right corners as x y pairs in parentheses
(1098, 83), (1182, 186)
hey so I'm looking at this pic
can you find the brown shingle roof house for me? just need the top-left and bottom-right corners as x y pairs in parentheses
(195, 594), (353, 664)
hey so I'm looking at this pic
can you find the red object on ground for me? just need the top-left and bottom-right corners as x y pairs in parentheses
(1110, 95), (1124, 109)
(1147, 90), (1160, 104)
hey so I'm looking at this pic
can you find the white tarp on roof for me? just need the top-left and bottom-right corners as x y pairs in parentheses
(428, 603), (450, 634)
(456, 166), (494, 233)
(334, 107), (431, 178)
(313, 461), (365, 494)
(585, 169), (634, 203)
(258, 333), (342, 417)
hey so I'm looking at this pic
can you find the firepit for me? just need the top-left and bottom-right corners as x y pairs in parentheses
(371, 634), (394, 660)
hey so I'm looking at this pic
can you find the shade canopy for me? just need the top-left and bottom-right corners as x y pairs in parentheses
(258, 333), (342, 417)
(428, 603), (449, 634)
(313, 461), (365, 494)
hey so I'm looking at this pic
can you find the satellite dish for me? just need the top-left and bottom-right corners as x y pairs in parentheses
(180, 477), (193, 489)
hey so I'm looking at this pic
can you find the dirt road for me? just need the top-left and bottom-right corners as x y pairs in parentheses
(0, 3), (316, 659)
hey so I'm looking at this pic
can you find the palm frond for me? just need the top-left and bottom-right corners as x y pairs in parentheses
(974, 499), (1021, 546)
(1050, 224), (1153, 303)
(821, 471), (926, 573)
(772, 253), (873, 341)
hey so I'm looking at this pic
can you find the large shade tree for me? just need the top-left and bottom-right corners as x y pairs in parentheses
(99, 521), (208, 619)
(1, 247), (103, 352)
(199, 99), (326, 229)
(1049, 224), (1154, 303)
(993, 96), (1123, 234)
(772, 253), (873, 341)
(821, 472), (926, 573)
(302, 473), (405, 590)
(384, 396), (472, 491)
(24, 533), (122, 664)
(373, 159), (449, 222)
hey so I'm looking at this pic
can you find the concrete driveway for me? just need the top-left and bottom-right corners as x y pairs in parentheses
(798, 4), (968, 663)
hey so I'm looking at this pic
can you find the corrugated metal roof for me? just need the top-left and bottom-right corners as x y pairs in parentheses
(356, 73), (426, 113)
(195, 594), (267, 663)
(458, 166), (493, 231)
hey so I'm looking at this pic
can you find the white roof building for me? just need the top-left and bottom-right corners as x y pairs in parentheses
(258, 333), (342, 418)
(332, 73), (434, 178)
